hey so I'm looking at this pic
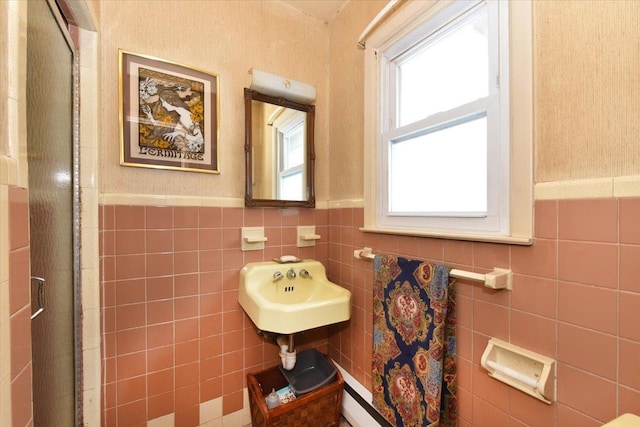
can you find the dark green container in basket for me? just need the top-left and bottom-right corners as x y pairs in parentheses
(279, 348), (337, 394)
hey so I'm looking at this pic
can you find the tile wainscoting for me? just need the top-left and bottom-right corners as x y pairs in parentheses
(99, 198), (640, 426)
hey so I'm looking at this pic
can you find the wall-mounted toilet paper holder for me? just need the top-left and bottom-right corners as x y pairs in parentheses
(481, 338), (556, 404)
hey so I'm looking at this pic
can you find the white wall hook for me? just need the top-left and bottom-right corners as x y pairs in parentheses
(297, 226), (320, 247)
(242, 227), (267, 251)
(354, 247), (375, 260)
(300, 234), (321, 241)
(244, 236), (267, 243)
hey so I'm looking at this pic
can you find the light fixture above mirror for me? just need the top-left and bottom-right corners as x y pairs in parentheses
(244, 70), (316, 208)
(248, 68), (316, 104)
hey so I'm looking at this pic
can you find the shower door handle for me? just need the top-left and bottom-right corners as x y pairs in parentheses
(30, 276), (46, 320)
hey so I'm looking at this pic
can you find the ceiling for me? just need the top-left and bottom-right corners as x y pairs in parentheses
(279, 0), (348, 23)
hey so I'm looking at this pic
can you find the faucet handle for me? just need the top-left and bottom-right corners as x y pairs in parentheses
(273, 271), (284, 282)
(299, 269), (312, 279)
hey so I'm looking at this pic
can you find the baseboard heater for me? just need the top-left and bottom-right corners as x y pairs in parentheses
(335, 364), (392, 427)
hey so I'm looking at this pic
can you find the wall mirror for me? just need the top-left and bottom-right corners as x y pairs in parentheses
(244, 88), (315, 208)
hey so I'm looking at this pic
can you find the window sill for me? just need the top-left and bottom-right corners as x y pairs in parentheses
(359, 226), (533, 246)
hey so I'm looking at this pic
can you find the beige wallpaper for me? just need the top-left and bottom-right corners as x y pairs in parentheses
(99, 0), (329, 201)
(0, 1), (8, 159)
(86, 0), (100, 25)
(327, 0), (387, 202)
(326, 0), (640, 201)
(100, 0), (640, 201)
(534, 0), (640, 182)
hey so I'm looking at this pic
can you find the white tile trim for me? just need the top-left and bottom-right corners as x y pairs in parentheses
(199, 397), (223, 424)
(0, 184), (11, 427)
(147, 413), (174, 427)
(100, 193), (331, 210)
(534, 176), (640, 200)
(99, 193), (245, 208)
(613, 175), (640, 197)
(145, 398), (247, 427)
(327, 199), (364, 209)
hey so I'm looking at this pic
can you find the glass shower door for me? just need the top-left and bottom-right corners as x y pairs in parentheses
(27, 0), (78, 425)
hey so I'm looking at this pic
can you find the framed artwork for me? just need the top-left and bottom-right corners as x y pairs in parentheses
(119, 50), (220, 174)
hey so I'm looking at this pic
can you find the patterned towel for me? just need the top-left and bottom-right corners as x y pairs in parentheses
(372, 255), (457, 427)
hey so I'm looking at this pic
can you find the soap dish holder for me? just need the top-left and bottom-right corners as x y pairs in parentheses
(480, 338), (556, 404)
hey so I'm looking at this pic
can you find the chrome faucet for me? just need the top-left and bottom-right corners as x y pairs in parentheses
(299, 269), (312, 279)
(273, 271), (284, 282)
(286, 268), (296, 279)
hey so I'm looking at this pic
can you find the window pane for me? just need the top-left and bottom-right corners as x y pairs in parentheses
(389, 116), (487, 214)
(283, 124), (304, 169)
(280, 171), (303, 200)
(396, 8), (489, 127)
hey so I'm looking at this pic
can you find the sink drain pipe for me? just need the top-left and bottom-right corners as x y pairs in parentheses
(277, 334), (297, 370)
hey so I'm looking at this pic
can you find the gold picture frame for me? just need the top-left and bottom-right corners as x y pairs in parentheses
(119, 50), (220, 174)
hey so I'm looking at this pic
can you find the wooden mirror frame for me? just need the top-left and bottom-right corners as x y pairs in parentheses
(244, 88), (315, 208)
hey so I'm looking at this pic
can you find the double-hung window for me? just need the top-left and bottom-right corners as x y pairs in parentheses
(363, 0), (533, 243)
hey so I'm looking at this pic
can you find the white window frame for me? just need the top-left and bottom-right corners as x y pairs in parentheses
(362, 0), (533, 244)
(274, 111), (306, 200)
(277, 114), (306, 200)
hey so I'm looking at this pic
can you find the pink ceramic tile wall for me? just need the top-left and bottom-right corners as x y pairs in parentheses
(326, 199), (640, 427)
(100, 198), (640, 426)
(99, 205), (330, 426)
(9, 186), (34, 427)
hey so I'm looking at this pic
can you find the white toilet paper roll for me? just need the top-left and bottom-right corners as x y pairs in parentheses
(487, 360), (539, 388)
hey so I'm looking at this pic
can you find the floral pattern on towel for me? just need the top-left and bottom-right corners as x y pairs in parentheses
(372, 255), (457, 427)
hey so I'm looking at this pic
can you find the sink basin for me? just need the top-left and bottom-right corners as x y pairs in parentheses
(238, 260), (351, 334)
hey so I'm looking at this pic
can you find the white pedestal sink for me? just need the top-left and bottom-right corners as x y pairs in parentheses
(238, 260), (351, 334)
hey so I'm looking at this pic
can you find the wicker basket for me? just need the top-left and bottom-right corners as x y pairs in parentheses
(247, 355), (344, 427)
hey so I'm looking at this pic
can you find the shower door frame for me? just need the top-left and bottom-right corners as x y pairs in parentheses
(29, 0), (83, 424)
